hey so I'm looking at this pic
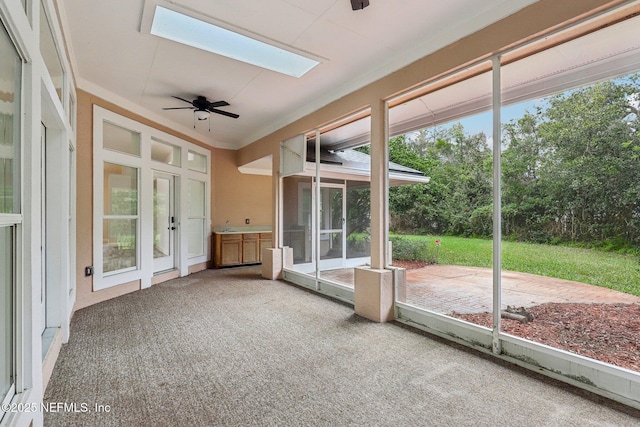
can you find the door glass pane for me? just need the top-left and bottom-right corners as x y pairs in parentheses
(103, 122), (141, 157)
(320, 187), (343, 230)
(153, 176), (170, 259)
(282, 176), (313, 265)
(320, 232), (343, 260)
(0, 226), (13, 402)
(39, 2), (64, 102)
(0, 23), (21, 214)
(151, 138), (181, 166)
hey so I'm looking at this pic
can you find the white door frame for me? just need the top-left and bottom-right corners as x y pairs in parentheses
(153, 171), (177, 273)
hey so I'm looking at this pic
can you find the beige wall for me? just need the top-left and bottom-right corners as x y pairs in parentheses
(74, 90), (272, 311)
(212, 149), (272, 228)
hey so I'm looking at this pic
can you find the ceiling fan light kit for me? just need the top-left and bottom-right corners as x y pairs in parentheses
(195, 110), (210, 121)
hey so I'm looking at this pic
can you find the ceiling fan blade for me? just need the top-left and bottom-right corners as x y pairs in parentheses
(208, 100), (230, 108)
(209, 108), (239, 119)
(171, 95), (195, 105)
(162, 107), (196, 110)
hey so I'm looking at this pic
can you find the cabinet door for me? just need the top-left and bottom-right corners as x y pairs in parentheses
(221, 240), (242, 266)
(258, 233), (273, 262)
(242, 237), (259, 264)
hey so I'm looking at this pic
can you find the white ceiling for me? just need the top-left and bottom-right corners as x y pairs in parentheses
(60, 0), (538, 149)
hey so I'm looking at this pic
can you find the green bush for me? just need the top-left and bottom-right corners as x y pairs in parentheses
(390, 236), (437, 263)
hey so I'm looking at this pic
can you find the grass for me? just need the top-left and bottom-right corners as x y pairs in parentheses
(391, 233), (640, 297)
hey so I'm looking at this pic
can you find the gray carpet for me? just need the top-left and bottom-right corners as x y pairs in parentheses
(44, 266), (640, 426)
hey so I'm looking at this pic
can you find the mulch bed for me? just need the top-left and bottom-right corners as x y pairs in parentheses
(391, 260), (431, 269)
(392, 259), (640, 372)
(453, 302), (640, 372)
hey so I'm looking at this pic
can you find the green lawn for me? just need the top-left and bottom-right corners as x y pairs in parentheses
(392, 234), (640, 297)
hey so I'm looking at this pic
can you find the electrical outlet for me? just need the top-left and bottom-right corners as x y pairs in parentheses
(245, 218), (250, 224)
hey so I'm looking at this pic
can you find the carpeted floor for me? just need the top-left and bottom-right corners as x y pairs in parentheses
(44, 266), (640, 426)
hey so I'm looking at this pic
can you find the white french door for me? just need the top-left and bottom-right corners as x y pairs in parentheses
(317, 183), (346, 271)
(153, 172), (176, 273)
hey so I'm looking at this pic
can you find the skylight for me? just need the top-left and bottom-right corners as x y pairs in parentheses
(150, 6), (320, 78)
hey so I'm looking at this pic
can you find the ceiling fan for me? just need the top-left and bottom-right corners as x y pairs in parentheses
(162, 95), (239, 120)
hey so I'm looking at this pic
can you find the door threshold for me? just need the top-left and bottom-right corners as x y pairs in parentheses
(152, 269), (180, 285)
(153, 268), (178, 276)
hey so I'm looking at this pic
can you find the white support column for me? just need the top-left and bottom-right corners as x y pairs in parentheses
(314, 130), (321, 289)
(369, 99), (388, 270)
(492, 56), (503, 355)
(272, 152), (281, 249)
(354, 100), (394, 322)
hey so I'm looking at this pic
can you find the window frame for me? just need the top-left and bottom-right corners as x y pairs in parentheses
(0, 14), (23, 420)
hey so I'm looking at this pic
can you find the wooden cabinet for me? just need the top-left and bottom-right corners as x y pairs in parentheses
(218, 234), (242, 266)
(259, 233), (272, 262)
(214, 232), (272, 268)
(242, 233), (259, 264)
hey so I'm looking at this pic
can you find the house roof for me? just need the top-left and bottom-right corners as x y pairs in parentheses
(307, 146), (425, 177)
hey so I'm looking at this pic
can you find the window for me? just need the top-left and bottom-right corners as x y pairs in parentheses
(103, 121), (141, 157)
(187, 179), (205, 257)
(103, 163), (138, 274)
(39, 1), (64, 102)
(187, 150), (207, 173)
(0, 29), (20, 215)
(0, 226), (15, 417)
(151, 138), (181, 166)
(0, 20), (20, 419)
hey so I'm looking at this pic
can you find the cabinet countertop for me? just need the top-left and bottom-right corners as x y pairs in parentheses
(213, 227), (272, 235)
